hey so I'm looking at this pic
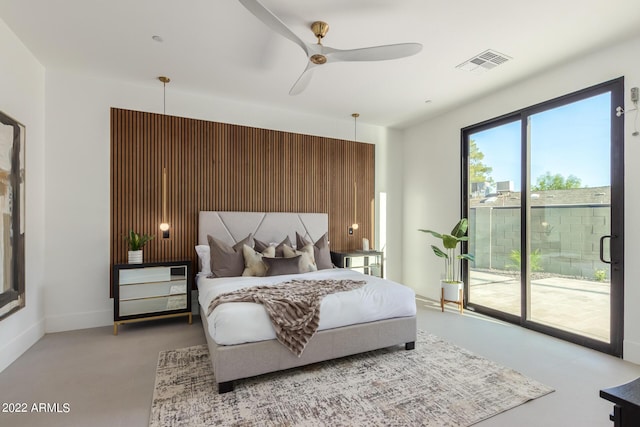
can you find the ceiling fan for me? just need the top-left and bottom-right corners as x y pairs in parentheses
(239, 0), (423, 95)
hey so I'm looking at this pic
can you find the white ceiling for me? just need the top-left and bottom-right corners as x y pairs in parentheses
(1, 0), (639, 128)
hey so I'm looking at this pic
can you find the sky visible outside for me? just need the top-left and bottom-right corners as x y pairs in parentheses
(470, 93), (611, 190)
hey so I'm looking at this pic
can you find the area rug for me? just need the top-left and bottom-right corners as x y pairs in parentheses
(149, 331), (553, 426)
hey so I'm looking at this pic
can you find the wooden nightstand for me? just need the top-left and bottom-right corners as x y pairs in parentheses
(600, 377), (640, 427)
(330, 250), (384, 278)
(112, 260), (192, 335)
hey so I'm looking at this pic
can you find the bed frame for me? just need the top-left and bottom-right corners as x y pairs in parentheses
(198, 211), (417, 393)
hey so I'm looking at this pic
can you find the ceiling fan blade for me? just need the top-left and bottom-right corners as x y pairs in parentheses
(239, 0), (309, 55)
(289, 63), (318, 96)
(328, 43), (423, 62)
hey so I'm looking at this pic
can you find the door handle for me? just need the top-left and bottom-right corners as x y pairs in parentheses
(599, 235), (613, 264)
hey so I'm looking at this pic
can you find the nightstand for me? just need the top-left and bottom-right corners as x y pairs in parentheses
(113, 260), (192, 335)
(600, 377), (640, 427)
(330, 250), (384, 278)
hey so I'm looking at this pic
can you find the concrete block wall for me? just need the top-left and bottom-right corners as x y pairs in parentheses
(469, 204), (610, 280)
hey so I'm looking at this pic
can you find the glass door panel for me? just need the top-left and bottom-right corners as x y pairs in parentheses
(527, 93), (612, 343)
(467, 120), (521, 317)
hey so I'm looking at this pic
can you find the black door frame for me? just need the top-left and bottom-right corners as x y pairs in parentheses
(461, 77), (625, 357)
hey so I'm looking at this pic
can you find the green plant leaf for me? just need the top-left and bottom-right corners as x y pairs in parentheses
(125, 230), (155, 250)
(442, 234), (458, 249)
(506, 249), (543, 272)
(418, 229), (442, 239)
(458, 253), (475, 263)
(431, 245), (448, 259)
(451, 218), (468, 238)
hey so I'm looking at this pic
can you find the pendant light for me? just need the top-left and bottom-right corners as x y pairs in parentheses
(159, 76), (170, 239)
(351, 113), (359, 231)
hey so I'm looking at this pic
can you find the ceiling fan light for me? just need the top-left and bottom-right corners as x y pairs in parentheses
(310, 54), (327, 64)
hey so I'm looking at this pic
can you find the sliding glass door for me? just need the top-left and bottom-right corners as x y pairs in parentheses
(462, 78), (624, 356)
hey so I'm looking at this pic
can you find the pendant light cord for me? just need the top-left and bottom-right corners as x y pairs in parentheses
(352, 113), (359, 142)
(351, 113), (360, 230)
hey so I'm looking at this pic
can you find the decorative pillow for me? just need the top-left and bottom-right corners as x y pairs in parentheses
(296, 232), (333, 270)
(263, 255), (302, 276)
(207, 234), (254, 278)
(242, 244), (276, 277)
(254, 236), (292, 257)
(195, 245), (211, 275)
(283, 243), (318, 273)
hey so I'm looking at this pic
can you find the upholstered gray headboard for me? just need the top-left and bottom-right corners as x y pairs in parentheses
(198, 211), (328, 247)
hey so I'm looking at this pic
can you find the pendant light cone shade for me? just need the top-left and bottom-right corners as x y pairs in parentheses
(351, 113), (359, 231)
(159, 76), (170, 238)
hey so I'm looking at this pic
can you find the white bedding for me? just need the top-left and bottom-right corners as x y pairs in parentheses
(198, 268), (417, 346)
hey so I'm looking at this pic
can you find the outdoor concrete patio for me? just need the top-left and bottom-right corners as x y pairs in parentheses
(469, 270), (610, 342)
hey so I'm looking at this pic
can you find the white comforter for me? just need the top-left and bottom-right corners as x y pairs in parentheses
(198, 268), (416, 346)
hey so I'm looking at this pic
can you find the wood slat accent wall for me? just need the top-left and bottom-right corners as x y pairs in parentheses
(110, 108), (374, 273)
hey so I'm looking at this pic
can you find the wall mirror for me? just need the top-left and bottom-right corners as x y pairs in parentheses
(0, 111), (25, 320)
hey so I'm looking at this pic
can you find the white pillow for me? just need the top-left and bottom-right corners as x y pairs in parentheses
(195, 245), (211, 275)
(283, 244), (317, 273)
(242, 244), (276, 277)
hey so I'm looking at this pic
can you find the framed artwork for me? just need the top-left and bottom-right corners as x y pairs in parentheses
(0, 111), (25, 320)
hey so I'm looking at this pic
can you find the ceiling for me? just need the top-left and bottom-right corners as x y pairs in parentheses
(1, 0), (639, 128)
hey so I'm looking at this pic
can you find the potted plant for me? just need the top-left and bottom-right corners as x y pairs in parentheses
(419, 218), (474, 312)
(125, 230), (154, 264)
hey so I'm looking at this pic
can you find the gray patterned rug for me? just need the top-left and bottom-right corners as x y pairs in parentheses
(149, 331), (553, 426)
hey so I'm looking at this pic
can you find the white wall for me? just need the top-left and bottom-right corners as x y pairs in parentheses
(0, 17), (46, 372)
(402, 33), (640, 363)
(375, 128), (404, 281)
(43, 69), (395, 332)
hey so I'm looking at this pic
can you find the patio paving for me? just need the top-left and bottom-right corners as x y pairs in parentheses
(469, 270), (610, 342)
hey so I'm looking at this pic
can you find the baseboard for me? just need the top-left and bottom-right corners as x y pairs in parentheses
(623, 339), (640, 364)
(0, 318), (45, 373)
(45, 308), (112, 333)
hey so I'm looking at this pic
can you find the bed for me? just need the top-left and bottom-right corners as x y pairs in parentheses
(197, 211), (417, 393)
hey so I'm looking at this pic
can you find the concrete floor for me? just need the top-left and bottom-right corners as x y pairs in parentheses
(1, 304), (639, 427)
(470, 270), (610, 341)
(0, 318), (204, 427)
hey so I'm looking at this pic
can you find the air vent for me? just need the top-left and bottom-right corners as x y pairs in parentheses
(456, 49), (512, 73)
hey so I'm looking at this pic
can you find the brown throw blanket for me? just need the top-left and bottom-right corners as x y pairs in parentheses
(207, 279), (366, 357)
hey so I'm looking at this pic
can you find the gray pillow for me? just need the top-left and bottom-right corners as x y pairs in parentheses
(254, 236), (292, 257)
(296, 232), (333, 270)
(207, 234), (254, 277)
(263, 255), (302, 276)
